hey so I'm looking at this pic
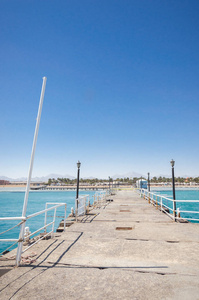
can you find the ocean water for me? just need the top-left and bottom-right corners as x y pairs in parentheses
(152, 188), (199, 222)
(0, 190), (97, 254)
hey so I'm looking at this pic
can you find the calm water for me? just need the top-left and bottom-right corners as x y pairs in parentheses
(152, 188), (199, 223)
(0, 190), (97, 254)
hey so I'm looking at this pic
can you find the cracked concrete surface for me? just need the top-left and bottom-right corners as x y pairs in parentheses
(0, 190), (199, 299)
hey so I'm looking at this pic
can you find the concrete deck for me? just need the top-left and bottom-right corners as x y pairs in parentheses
(1, 190), (199, 299)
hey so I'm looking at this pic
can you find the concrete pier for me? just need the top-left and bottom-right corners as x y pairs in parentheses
(1, 190), (199, 299)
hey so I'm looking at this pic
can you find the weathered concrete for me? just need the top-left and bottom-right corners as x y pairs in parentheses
(0, 190), (199, 299)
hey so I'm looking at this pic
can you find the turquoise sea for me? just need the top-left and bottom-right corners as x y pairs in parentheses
(0, 189), (97, 254)
(152, 188), (199, 223)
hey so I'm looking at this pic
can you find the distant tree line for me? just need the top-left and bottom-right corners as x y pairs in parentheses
(150, 176), (199, 183)
(47, 176), (199, 186)
(48, 177), (112, 186)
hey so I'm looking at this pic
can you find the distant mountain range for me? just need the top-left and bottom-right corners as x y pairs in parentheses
(112, 172), (144, 179)
(0, 174), (75, 182)
(0, 172), (144, 182)
(0, 172), (194, 182)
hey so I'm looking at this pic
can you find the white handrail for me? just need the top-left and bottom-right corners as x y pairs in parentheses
(27, 203), (65, 219)
(75, 195), (89, 221)
(0, 239), (19, 242)
(0, 217), (26, 221)
(0, 202), (67, 263)
(137, 188), (199, 223)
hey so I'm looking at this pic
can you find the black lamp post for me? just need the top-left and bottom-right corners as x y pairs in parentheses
(170, 159), (176, 221)
(76, 161), (81, 200)
(109, 176), (110, 191)
(140, 176), (142, 190)
(147, 172), (150, 192)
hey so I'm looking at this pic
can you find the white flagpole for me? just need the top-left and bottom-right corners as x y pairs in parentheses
(16, 77), (47, 266)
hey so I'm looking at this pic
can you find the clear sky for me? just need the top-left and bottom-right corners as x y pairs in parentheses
(0, 0), (199, 179)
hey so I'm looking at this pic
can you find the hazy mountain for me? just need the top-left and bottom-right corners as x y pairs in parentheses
(112, 172), (144, 180)
(156, 174), (191, 178)
(0, 176), (12, 181)
(0, 174), (75, 182)
(33, 174), (76, 181)
(0, 173), (196, 183)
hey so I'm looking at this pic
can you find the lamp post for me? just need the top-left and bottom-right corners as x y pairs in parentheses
(147, 172), (150, 192)
(170, 159), (176, 221)
(76, 161), (81, 220)
(140, 176), (142, 190)
(109, 176), (110, 192)
(76, 161), (81, 200)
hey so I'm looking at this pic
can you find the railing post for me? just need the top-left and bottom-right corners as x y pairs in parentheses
(64, 204), (67, 231)
(84, 196), (87, 214)
(44, 203), (48, 233)
(177, 208), (180, 220)
(51, 208), (57, 238)
(156, 195), (158, 209)
(160, 196), (162, 211)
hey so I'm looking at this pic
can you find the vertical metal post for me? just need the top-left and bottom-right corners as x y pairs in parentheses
(75, 197), (78, 222)
(64, 204), (67, 232)
(44, 202), (48, 233)
(147, 172), (150, 192)
(16, 77), (47, 266)
(170, 159), (176, 222)
(84, 196), (87, 214)
(51, 208), (57, 238)
(76, 161), (81, 221)
(76, 167), (80, 200)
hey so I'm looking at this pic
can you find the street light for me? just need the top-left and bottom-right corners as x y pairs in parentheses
(109, 176), (110, 191)
(147, 172), (150, 192)
(170, 159), (176, 221)
(76, 161), (81, 201)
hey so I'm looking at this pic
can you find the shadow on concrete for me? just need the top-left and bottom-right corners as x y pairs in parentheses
(0, 232), (83, 299)
(80, 213), (99, 223)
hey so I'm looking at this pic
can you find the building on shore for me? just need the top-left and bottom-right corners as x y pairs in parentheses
(0, 180), (10, 185)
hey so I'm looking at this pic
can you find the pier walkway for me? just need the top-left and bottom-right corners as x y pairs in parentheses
(1, 190), (199, 299)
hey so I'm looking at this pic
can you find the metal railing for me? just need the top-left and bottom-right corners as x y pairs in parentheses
(136, 188), (199, 222)
(93, 190), (110, 207)
(75, 190), (111, 221)
(0, 202), (67, 265)
(75, 195), (89, 221)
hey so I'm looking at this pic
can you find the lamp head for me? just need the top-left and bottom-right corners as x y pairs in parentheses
(77, 161), (81, 169)
(170, 159), (175, 167)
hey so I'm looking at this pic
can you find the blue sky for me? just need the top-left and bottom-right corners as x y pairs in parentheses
(0, 0), (199, 179)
